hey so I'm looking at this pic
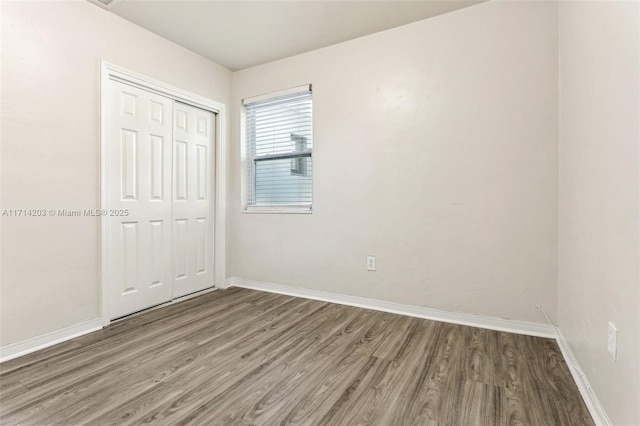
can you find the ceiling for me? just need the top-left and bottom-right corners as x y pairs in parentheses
(102, 1), (484, 71)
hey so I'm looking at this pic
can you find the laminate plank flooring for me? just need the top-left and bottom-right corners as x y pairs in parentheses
(0, 288), (594, 425)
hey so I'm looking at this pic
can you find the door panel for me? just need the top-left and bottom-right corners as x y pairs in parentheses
(172, 102), (215, 298)
(174, 218), (189, 280)
(107, 81), (173, 319)
(149, 135), (164, 200)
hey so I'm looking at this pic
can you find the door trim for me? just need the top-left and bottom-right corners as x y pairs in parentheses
(100, 61), (226, 326)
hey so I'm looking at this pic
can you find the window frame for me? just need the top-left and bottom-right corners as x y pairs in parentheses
(241, 84), (313, 214)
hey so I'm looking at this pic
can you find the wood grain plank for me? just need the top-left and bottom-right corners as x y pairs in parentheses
(500, 331), (534, 426)
(0, 380), (30, 402)
(521, 335), (594, 426)
(459, 381), (503, 425)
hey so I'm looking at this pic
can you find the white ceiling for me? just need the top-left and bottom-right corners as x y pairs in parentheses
(105, 1), (484, 71)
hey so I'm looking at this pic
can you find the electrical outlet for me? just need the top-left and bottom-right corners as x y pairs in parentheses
(607, 322), (617, 361)
(366, 255), (376, 271)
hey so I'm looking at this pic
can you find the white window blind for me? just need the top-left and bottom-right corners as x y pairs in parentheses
(243, 85), (313, 210)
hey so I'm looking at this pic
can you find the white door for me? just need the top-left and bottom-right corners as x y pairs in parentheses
(106, 81), (174, 319)
(172, 102), (216, 298)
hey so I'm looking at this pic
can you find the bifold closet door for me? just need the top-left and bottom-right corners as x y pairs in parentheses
(172, 102), (215, 298)
(106, 81), (174, 319)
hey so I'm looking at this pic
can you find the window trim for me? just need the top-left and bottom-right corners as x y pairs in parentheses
(241, 84), (313, 214)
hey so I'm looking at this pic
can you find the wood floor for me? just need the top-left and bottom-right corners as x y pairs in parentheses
(0, 288), (593, 425)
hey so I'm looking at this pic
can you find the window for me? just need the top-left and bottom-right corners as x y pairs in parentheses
(243, 85), (313, 211)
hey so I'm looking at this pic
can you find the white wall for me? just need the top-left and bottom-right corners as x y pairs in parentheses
(558, 2), (640, 424)
(0, 1), (231, 346)
(230, 1), (559, 323)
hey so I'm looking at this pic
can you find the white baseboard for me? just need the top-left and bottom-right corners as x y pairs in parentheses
(555, 328), (612, 426)
(0, 318), (103, 363)
(226, 277), (556, 338)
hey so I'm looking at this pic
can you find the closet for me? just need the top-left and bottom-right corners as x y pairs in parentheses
(104, 79), (215, 320)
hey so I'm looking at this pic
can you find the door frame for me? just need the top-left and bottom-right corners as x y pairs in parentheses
(100, 61), (226, 326)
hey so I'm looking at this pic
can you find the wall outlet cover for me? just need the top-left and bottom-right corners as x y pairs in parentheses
(366, 255), (376, 271)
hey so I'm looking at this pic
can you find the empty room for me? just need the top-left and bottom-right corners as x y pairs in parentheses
(0, 0), (638, 424)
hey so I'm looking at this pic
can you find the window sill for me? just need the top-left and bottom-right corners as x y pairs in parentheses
(242, 206), (312, 214)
